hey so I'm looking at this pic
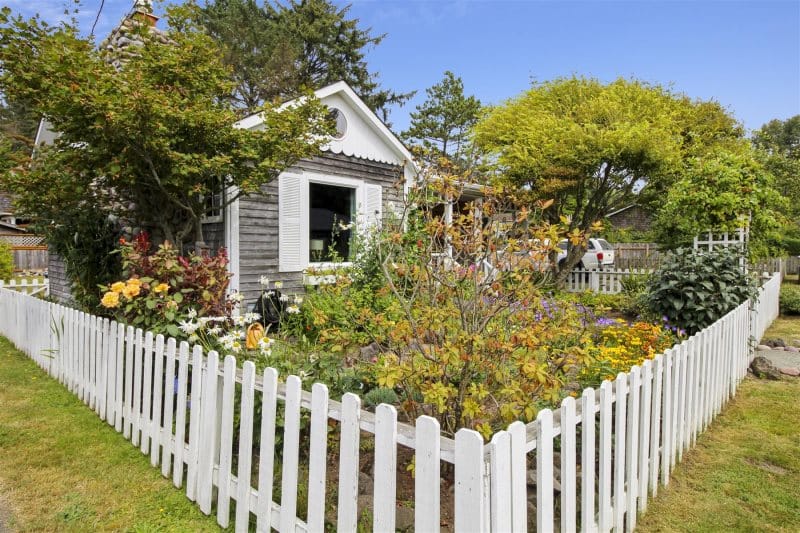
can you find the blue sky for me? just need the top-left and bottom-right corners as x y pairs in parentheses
(7, 0), (800, 134)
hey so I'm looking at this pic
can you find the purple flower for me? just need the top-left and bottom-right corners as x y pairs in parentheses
(595, 317), (616, 327)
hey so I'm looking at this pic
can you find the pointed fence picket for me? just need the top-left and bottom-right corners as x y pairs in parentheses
(0, 271), (781, 532)
(564, 268), (654, 294)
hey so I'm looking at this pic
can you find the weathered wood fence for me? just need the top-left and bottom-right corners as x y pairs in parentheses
(0, 272), (781, 532)
(0, 234), (48, 271)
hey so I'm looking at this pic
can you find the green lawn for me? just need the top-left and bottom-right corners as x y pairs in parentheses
(637, 376), (800, 532)
(0, 336), (225, 532)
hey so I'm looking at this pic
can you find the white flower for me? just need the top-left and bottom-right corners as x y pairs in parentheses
(259, 275), (270, 287)
(337, 220), (354, 231)
(243, 312), (261, 324)
(230, 291), (244, 303)
(219, 334), (236, 350)
(293, 295), (304, 305)
(266, 290), (275, 297)
(178, 319), (199, 335)
(257, 337), (274, 353)
(233, 315), (246, 327)
(279, 294), (290, 303)
(189, 333), (199, 343)
(286, 305), (300, 314)
(274, 281), (283, 289)
(231, 341), (242, 354)
(187, 308), (198, 320)
(208, 326), (222, 336)
(261, 349), (273, 358)
(197, 317), (214, 326)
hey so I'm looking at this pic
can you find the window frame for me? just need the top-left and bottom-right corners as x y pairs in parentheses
(306, 174), (362, 268)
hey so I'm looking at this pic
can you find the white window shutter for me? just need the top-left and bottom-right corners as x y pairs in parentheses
(278, 174), (304, 272)
(363, 184), (383, 231)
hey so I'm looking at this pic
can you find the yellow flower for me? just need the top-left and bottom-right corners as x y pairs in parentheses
(126, 278), (142, 287)
(122, 283), (141, 299)
(101, 291), (120, 308)
(153, 283), (169, 294)
(110, 281), (126, 293)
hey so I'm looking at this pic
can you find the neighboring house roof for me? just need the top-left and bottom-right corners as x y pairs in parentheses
(236, 81), (418, 172)
(606, 205), (638, 218)
(0, 221), (29, 234)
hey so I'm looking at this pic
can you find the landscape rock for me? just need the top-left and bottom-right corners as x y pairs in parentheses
(358, 472), (373, 495)
(786, 346), (800, 353)
(772, 346), (786, 351)
(756, 344), (772, 351)
(764, 338), (786, 348)
(779, 367), (800, 377)
(359, 342), (381, 361)
(395, 505), (415, 531)
(526, 468), (562, 492)
(750, 356), (781, 380)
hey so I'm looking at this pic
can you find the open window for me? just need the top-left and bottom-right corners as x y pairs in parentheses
(309, 182), (356, 263)
(278, 172), (382, 272)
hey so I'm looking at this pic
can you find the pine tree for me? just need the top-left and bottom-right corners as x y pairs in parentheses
(403, 71), (481, 162)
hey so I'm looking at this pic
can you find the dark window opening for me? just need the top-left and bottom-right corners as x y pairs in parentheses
(309, 182), (355, 262)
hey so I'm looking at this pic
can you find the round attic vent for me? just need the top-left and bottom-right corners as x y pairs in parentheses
(328, 107), (347, 139)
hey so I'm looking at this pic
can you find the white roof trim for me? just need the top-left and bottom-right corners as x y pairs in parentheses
(234, 81), (417, 171)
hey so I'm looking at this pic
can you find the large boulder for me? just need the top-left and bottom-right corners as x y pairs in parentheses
(750, 356), (781, 380)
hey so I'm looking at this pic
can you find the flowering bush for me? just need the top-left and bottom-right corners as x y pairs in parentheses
(581, 319), (679, 385)
(99, 233), (234, 338)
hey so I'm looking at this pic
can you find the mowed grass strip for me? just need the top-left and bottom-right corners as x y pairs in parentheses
(0, 336), (225, 532)
(637, 376), (800, 532)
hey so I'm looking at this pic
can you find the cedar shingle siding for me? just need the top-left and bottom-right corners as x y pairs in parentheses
(607, 205), (652, 233)
(47, 253), (74, 305)
(237, 152), (402, 306)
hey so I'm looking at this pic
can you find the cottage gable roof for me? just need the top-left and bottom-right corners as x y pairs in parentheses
(236, 81), (416, 170)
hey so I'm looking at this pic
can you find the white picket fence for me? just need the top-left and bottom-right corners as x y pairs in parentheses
(0, 278), (49, 296)
(564, 268), (653, 294)
(0, 272), (782, 532)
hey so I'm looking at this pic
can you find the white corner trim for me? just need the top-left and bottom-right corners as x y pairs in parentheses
(224, 185), (240, 295)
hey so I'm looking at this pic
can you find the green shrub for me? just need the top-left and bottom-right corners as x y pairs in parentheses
(0, 241), (12, 280)
(781, 236), (800, 256)
(780, 285), (800, 315)
(646, 247), (757, 334)
(364, 387), (399, 407)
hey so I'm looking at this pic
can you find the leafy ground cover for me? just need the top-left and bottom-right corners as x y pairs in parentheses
(0, 336), (226, 532)
(637, 316), (800, 532)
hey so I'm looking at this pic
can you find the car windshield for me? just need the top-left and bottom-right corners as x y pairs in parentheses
(597, 239), (613, 250)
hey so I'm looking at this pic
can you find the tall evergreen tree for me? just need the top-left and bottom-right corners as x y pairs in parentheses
(198, 0), (413, 121)
(403, 71), (481, 162)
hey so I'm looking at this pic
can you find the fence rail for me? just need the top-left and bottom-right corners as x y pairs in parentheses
(0, 272), (781, 532)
